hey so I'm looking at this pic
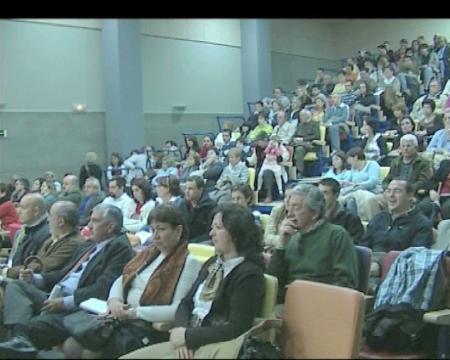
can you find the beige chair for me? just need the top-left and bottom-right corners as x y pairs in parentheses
(380, 166), (390, 180)
(187, 243), (215, 263)
(282, 280), (365, 359)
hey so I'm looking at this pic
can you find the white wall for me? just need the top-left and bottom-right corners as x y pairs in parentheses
(331, 19), (450, 59)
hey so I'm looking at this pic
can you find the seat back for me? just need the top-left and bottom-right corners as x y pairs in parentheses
(260, 274), (278, 318)
(380, 166), (390, 180)
(247, 167), (256, 190)
(355, 245), (373, 294)
(187, 243), (215, 263)
(282, 280), (365, 359)
(381, 250), (401, 281)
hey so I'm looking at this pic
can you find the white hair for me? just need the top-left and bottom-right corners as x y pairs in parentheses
(400, 134), (418, 148)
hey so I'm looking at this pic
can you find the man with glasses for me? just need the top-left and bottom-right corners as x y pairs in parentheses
(359, 179), (433, 288)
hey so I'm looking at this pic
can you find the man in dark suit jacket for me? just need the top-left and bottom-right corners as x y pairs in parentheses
(78, 177), (105, 226)
(0, 204), (133, 357)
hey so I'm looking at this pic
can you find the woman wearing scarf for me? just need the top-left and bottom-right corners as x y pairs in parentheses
(122, 203), (265, 359)
(62, 204), (202, 358)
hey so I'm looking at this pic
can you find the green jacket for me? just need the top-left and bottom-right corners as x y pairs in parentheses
(267, 221), (358, 302)
(382, 155), (433, 190)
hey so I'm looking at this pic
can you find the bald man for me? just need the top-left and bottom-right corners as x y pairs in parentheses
(4, 193), (50, 278)
(57, 174), (83, 207)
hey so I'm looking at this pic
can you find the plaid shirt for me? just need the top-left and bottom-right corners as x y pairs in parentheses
(374, 247), (445, 311)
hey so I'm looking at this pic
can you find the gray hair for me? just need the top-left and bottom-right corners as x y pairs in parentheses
(52, 200), (79, 228)
(291, 183), (326, 219)
(92, 203), (123, 234)
(300, 109), (312, 119)
(85, 176), (101, 191)
(400, 134), (418, 148)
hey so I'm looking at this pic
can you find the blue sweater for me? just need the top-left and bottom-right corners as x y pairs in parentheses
(342, 160), (381, 192)
(426, 129), (450, 153)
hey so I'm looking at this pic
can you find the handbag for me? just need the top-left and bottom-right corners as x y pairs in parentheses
(63, 310), (119, 350)
(238, 336), (283, 359)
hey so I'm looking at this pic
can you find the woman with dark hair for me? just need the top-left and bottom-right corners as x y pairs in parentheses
(324, 151), (349, 181)
(340, 147), (382, 221)
(198, 135), (216, 160)
(10, 178), (29, 205)
(123, 203), (265, 359)
(62, 204), (202, 359)
(155, 175), (182, 206)
(30, 177), (46, 193)
(0, 182), (20, 244)
(184, 136), (201, 160)
(106, 152), (127, 181)
(231, 183), (262, 226)
(360, 117), (388, 164)
(124, 177), (156, 234)
(390, 116), (425, 152)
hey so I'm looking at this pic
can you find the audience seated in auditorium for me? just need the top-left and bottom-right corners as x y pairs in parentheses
(273, 86), (291, 112)
(179, 152), (201, 183)
(388, 116), (425, 153)
(248, 112), (273, 142)
(324, 93), (349, 152)
(416, 99), (444, 143)
(272, 110), (296, 145)
(353, 81), (378, 129)
(217, 129), (236, 163)
(0, 204), (134, 358)
(43, 172), (62, 194)
(183, 136), (201, 160)
(61, 205), (202, 359)
(39, 180), (57, 212)
(102, 176), (136, 220)
(3, 193), (50, 279)
(78, 177), (105, 227)
(123, 177), (155, 236)
(198, 135), (216, 161)
(244, 101), (265, 130)
(292, 109), (321, 179)
(151, 157), (178, 188)
(358, 179), (433, 291)
(163, 140), (182, 163)
(57, 174), (83, 208)
(10, 178), (30, 206)
(121, 203), (265, 359)
(106, 152), (127, 182)
(155, 175), (182, 207)
(418, 44), (441, 92)
(231, 184), (262, 226)
(323, 150), (349, 181)
(368, 134), (433, 220)
(78, 152), (103, 191)
(267, 184), (358, 306)
(426, 108), (450, 162)
(124, 148), (148, 186)
(339, 147), (382, 221)
(319, 178), (364, 243)
(263, 183), (296, 250)
(0, 182), (20, 241)
(410, 79), (447, 123)
(9, 201), (82, 278)
(177, 175), (216, 243)
(360, 117), (388, 164)
(196, 148), (224, 193)
(379, 65), (402, 121)
(256, 136), (287, 199)
(210, 148), (249, 204)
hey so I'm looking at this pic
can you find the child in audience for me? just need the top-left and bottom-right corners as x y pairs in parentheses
(257, 137), (285, 197)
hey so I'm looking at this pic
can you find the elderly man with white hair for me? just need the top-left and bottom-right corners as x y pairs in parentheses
(267, 184), (358, 304)
(366, 133), (433, 220)
(291, 109), (320, 179)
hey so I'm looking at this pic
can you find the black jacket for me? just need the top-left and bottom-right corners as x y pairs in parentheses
(203, 162), (225, 193)
(11, 217), (50, 267)
(175, 256), (265, 350)
(41, 233), (133, 305)
(358, 207), (433, 252)
(328, 203), (365, 244)
(177, 190), (217, 243)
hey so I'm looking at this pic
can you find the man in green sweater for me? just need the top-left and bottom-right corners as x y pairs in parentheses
(267, 184), (358, 305)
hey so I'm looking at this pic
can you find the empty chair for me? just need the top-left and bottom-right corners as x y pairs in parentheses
(282, 280), (365, 358)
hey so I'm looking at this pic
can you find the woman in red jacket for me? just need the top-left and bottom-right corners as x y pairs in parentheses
(0, 182), (21, 245)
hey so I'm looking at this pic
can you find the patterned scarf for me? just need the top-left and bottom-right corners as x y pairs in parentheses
(122, 241), (188, 306)
(199, 258), (224, 302)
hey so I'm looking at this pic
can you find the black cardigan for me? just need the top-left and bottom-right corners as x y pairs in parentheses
(174, 256), (265, 350)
